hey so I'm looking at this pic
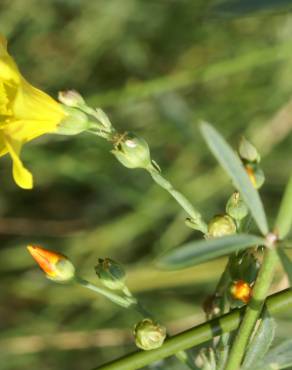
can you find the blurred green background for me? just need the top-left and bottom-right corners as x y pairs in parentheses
(0, 0), (292, 369)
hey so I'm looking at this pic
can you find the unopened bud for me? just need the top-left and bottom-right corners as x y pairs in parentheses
(134, 319), (166, 350)
(95, 258), (126, 291)
(207, 215), (236, 238)
(58, 90), (85, 108)
(226, 192), (248, 221)
(56, 107), (90, 135)
(230, 280), (252, 304)
(245, 164), (265, 189)
(27, 245), (75, 282)
(239, 137), (260, 163)
(111, 133), (152, 170)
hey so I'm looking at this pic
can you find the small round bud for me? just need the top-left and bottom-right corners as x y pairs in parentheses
(134, 319), (166, 351)
(95, 258), (126, 291)
(27, 245), (75, 282)
(230, 280), (252, 304)
(207, 215), (236, 238)
(245, 164), (265, 189)
(226, 192), (248, 221)
(239, 137), (260, 163)
(111, 133), (152, 170)
(58, 90), (85, 108)
(56, 107), (90, 135)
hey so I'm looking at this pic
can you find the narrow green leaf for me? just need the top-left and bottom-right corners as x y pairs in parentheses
(242, 311), (276, 370)
(275, 174), (292, 239)
(200, 123), (268, 235)
(157, 234), (264, 269)
(278, 249), (292, 285)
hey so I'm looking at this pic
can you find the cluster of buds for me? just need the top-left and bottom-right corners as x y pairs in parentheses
(57, 90), (114, 138)
(59, 90), (157, 173)
(239, 137), (265, 189)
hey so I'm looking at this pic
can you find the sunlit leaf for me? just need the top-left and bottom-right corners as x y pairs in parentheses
(200, 123), (268, 235)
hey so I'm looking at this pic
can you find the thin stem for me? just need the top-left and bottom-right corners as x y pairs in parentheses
(148, 168), (208, 234)
(225, 247), (279, 370)
(94, 288), (292, 370)
(75, 277), (136, 308)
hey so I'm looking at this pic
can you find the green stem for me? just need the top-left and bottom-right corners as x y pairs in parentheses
(148, 168), (208, 234)
(94, 288), (292, 370)
(225, 247), (279, 370)
(75, 277), (136, 308)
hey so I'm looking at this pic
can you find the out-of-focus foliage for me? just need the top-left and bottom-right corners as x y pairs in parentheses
(0, 1), (292, 369)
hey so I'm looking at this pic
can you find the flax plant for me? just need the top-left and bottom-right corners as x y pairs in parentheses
(2, 33), (292, 370)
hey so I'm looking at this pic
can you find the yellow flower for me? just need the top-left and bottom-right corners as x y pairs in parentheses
(230, 280), (252, 304)
(0, 35), (66, 189)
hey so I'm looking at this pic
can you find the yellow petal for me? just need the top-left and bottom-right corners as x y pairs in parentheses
(3, 134), (33, 189)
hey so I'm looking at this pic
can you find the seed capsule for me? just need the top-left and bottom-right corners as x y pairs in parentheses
(95, 258), (126, 291)
(111, 132), (152, 170)
(134, 319), (166, 351)
(207, 214), (237, 238)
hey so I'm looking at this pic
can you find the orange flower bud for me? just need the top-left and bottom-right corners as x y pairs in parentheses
(230, 280), (252, 304)
(245, 165), (257, 188)
(27, 245), (75, 282)
(245, 164), (265, 189)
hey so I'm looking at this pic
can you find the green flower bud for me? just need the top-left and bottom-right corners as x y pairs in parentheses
(239, 137), (260, 163)
(111, 133), (152, 170)
(226, 192), (248, 221)
(245, 164), (265, 189)
(95, 258), (126, 291)
(56, 107), (90, 135)
(58, 90), (85, 108)
(134, 319), (166, 351)
(207, 215), (236, 238)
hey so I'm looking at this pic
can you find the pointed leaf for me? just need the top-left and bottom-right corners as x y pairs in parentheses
(278, 249), (292, 285)
(275, 174), (292, 239)
(157, 234), (264, 269)
(200, 123), (268, 235)
(242, 311), (276, 370)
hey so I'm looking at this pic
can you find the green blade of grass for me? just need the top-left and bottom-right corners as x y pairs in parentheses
(157, 234), (264, 269)
(275, 174), (292, 239)
(200, 123), (268, 235)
